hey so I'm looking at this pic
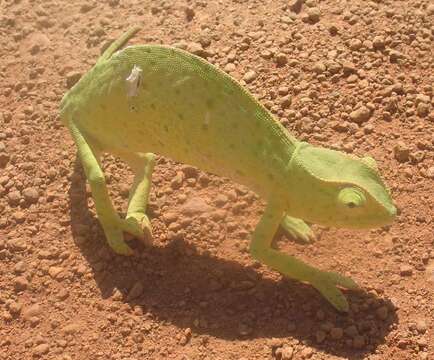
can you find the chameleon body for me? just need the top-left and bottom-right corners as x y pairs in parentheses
(60, 28), (397, 311)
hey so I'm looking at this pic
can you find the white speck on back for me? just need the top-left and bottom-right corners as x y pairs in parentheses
(173, 76), (191, 88)
(126, 65), (143, 97)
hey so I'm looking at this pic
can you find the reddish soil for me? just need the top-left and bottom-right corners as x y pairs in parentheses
(0, 0), (433, 359)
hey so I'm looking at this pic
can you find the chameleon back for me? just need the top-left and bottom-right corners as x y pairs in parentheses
(63, 45), (295, 197)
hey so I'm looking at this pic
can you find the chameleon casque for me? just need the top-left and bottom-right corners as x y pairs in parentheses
(60, 27), (397, 311)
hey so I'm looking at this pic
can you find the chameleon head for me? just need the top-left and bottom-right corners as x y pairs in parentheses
(287, 142), (397, 229)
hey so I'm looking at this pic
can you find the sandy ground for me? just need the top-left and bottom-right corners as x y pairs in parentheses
(0, 0), (433, 359)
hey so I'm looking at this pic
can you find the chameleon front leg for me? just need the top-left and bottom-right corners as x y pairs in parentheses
(67, 121), (143, 255)
(250, 199), (358, 312)
(280, 215), (315, 244)
(122, 152), (156, 247)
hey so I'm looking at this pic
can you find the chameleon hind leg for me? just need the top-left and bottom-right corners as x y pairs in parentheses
(121, 152), (156, 247)
(281, 215), (315, 244)
(250, 199), (358, 312)
(67, 121), (143, 255)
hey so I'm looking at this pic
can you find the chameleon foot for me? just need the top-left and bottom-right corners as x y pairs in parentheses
(125, 212), (153, 247)
(310, 271), (359, 312)
(281, 215), (315, 244)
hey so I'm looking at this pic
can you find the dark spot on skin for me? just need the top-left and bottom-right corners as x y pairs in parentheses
(202, 124), (209, 130)
(150, 60), (156, 66)
(177, 113), (184, 120)
(206, 98), (214, 109)
(158, 140), (165, 146)
(164, 125), (169, 132)
(233, 123), (239, 129)
(229, 143), (235, 149)
(150, 103), (156, 110)
(144, 48), (151, 53)
(268, 173), (274, 180)
(175, 89), (180, 95)
(235, 170), (245, 177)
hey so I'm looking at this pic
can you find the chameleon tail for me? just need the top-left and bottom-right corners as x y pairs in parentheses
(97, 26), (141, 64)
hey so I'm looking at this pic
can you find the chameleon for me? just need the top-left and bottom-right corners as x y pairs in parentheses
(60, 27), (397, 312)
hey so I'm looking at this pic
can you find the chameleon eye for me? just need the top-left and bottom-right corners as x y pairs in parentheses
(338, 188), (366, 209)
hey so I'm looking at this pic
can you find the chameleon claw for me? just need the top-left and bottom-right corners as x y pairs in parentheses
(123, 213), (153, 247)
(281, 216), (315, 244)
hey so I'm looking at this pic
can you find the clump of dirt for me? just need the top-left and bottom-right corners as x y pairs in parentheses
(0, 0), (432, 359)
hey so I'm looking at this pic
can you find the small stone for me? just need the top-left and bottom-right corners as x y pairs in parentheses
(62, 323), (81, 335)
(275, 53), (288, 66)
(349, 106), (371, 123)
(416, 102), (430, 117)
(352, 335), (365, 349)
(375, 306), (388, 320)
(66, 71), (82, 89)
(275, 345), (294, 360)
(400, 265), (413, 276)
(14, 276), (29, 291)
(243, 70), (257, 83)
(180, 197), (212, 216)
(8, 301), (22, 315)
(415, 319), (427, 334)
(312, 61), (326, 74)
(305, 7), (321, 23)
(185, 6), (195, 21)
(127, 281), (144, 301)
(23, 304), (43, 320)
(315, 330), (326, 343)
(48, 266), (64, 279)
(330, 327), (343, 339)
(289, 0), (304, 13)
(187, 42), (210, 58)
(22, 187), (39, 205)
(33, 343), (49, 356)
(372, 36), (385, 50)
(0, 152), (10, 168)
(224, 63), (236, 72)
(425, 166), (434, 179)
(299, 347), (313, 359)
(393, 142), (410, 163)
(7, 191), (21, 206)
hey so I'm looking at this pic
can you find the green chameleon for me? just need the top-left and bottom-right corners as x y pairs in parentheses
(60, 27), (396, 312)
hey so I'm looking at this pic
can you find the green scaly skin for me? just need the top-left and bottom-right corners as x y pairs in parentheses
(60, 27), (397, 312)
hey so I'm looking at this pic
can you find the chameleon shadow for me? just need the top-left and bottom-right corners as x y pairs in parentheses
(68, 157), (397, 358)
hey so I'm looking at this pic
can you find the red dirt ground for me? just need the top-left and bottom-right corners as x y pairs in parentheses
(0, 0), (433, 359)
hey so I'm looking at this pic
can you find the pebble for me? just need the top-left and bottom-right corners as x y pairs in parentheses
(425, 166), (434, 179)
(315, 330), (326, 343)
(22, 187), (39, 205)
(312, 61), (326, 74)
(393, 142), (410, 163)
(224, 63), (236, 72)
(289, 0), (304, 13)
(127, 281), (144, 301)
(8, 301), (22, 315)
(372, 36), (385, 50)
(275, 345), (294, 359)
(14, 276), (29, 291)
(349, 106), (371, 123)
(352, 335), (365, 349)
(180, 197), (212, 216)
(375, 305), (389, 320)
(275, 53), (288, 66)
(66, 71), (82, 89)
(400, 264), (413, 276)
(330, 327), (343, 339)
(304, 7), (321, 23)
(243, 70), (257, 83)
(48, 266), (64, 279)
(184, 6), (195, 21)
(62, 323), (81, 335)
(33, 343), (49, 356)
(0, 152), (9, 168)
(7, 191), (21, 206)
(23, 304), (43, 320)
(415, 319), (427, 334)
